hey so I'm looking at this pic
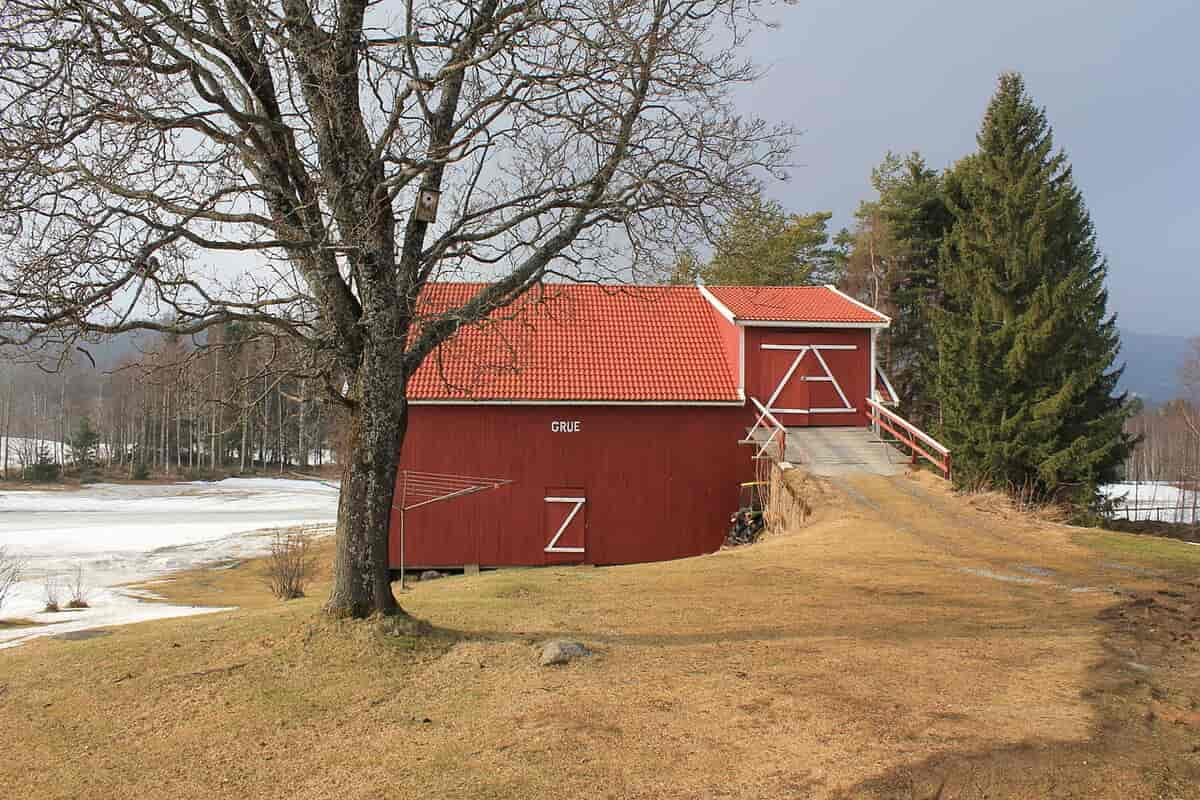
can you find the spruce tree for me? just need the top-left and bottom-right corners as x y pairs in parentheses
(933, 73), (1133, 502)
(857, 152), (952, 426)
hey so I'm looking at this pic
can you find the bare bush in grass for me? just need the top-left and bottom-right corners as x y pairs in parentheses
(0, 546), (24, 612)
(66, 564), (90, 609)
(264, 532), (315, 601)
(43, 573), (61, 613)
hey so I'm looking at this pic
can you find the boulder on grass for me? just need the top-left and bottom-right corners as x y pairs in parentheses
(539, 640), (591, 666)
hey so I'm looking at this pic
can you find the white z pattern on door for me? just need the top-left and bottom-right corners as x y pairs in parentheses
(544, 495), (586, 553)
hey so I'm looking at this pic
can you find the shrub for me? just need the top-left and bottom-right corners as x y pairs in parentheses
(131, 462), (150, 480)
(0, 546), (24, 612)
(66, 564), (90, 609)
(264, 531), (315, 600)
(23, 447), (60, 483)
(43, 574), (61, 613)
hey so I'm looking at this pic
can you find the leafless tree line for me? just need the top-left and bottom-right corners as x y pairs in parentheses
(1114, 338), (1200, 523)
(0, 328), (344, 479)
(1123, 402), (1199, 483)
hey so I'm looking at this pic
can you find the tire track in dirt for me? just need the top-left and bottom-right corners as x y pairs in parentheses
(830, 473), (1136, 596)
(832, 579), (1200, 800)
(822, 474), (1200, 798)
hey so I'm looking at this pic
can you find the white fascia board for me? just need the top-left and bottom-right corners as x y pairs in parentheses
(823, 284), (893, 325)
(736, 320), (889, 329)
(869, 329), (878, 407)
(408, 399), (745, 407)
(737, 326), (746, 397)
(696, 284), (736, 323)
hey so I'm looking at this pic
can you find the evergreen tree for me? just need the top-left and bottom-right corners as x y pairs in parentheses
(703, 195), (843, 286)
(841, 152), (951, 425)
(69, 416), (100, 472)
(872, 154), (952, 425)
(933, 73), (1133, 501)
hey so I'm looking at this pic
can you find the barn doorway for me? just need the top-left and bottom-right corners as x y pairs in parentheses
(544, 489), (587, 565)
(760, 343), (858, 425)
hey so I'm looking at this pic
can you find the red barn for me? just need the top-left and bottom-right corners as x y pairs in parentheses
(390, 283), (890, 571)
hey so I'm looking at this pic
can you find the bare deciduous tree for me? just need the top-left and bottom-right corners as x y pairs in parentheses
(0, 545), (24, 611)
(0, 0), (792, 617)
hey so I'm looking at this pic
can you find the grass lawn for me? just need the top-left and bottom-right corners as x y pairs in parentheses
(0, 473), (1197, 799)
(1075, 527), (1200, 573)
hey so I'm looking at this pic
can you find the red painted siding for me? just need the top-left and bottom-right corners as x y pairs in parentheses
(744, 328), (871, 427)
(391, 404), (752, 568)
(711, 311), (742, 394)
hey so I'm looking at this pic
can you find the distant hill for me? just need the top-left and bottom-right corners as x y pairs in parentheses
(3, 328), (193, 372)
(1116, 329), (1193, 405)
(72, 330), (158, 370)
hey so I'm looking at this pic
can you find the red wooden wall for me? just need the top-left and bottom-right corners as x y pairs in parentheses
(390, 404), (752, 568)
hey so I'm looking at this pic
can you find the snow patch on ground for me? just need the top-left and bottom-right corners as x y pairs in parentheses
(0, 435), (72, 467)
(0, 478), (339, 648)
(1101, 482), (1199, 524)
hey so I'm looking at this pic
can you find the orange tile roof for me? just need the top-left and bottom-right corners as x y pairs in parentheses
(704, 285), (889, 324)
(408, 284), (742, 402)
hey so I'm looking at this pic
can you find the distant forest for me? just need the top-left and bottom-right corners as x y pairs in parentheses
(0, 326), (344, 479)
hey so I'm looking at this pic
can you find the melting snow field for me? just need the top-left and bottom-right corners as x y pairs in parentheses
(1102, 482), (1200, 525)
(0, 478), (340, 649)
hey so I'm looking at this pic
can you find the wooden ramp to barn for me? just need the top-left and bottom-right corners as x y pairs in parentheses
(782, 427), (908, 476)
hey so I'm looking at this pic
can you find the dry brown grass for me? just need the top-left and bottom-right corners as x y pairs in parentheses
(0, 476), (1196, 799)
(0, 618), (42, 629)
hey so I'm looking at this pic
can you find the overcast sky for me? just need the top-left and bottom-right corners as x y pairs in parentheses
(734, 0), (1198, 337)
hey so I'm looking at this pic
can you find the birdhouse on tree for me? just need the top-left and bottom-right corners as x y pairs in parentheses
(414, 188), (441, 223)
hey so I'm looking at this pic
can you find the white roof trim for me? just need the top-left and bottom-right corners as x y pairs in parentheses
(737, 320), (888, 329)
(408, 399), (744, 407)
(696, 284), (736, 323)
(700, 285), (890, 327)
(824, 284), (892, 324)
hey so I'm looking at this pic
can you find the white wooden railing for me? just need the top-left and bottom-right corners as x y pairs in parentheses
(740, 397), (790, 462)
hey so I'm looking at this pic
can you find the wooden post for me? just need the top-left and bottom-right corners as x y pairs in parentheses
(398, 474), (407, 591)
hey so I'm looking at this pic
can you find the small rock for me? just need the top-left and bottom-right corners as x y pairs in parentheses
(419, 570), (444, 581)
(539, 640), (591, 666)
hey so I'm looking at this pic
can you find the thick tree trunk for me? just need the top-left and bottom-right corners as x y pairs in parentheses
(325, 358), (407, 618)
